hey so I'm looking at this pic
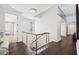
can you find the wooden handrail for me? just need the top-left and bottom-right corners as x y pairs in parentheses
(22, 32), (36, 35)
(23, 31), (49, 35)
(36, 32), (49, 35)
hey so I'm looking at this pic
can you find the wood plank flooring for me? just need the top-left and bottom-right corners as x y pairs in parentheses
(9, 41), (34, 55)
(39, 35), (77, 55)
(8, 35), (77, 55)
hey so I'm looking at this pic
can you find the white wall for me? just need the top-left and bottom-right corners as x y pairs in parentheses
(66, 15), (76, 23)
(66, 15), (76, 35)
(35, 5), (62, 42)
(0, 7), (5, 33)
(68, 23), (76, 34)
(16, 15), (23, 41)
(76, 40), (79, 55)
(61, 22), (66, 36)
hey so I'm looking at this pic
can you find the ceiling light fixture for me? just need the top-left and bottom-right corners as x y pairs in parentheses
(29, 8), (37, 14)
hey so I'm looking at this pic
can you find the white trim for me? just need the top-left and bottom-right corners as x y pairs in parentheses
(76, 40), (79, 55)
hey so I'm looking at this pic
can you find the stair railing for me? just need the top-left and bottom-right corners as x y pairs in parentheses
(22, 32), (49, 55)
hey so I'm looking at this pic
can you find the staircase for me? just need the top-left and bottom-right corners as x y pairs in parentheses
(22, 32), (49, 55)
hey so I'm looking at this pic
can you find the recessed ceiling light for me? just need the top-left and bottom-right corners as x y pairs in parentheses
(29, 8), (37, 14)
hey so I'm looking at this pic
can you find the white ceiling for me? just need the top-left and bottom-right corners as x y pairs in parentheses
(57, 4), (76, 24)
(9, 4), (53, 16)
(59, 4), (76, 16)
(0, 4), (76, 23)
(0, 4), (76, 17)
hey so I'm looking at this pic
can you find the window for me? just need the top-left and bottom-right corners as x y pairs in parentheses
(5, 13), (17, 35)
(22, 19), (34, 33)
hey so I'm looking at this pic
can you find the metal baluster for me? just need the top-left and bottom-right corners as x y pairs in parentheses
(26, 33), (28, 45)
(22, 32), (23, 42)
(48, 33), (49, 46)
(46, 34), (48, 48)
(36, 35), (37, 55)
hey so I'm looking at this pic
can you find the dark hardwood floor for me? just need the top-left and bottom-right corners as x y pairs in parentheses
(9, 42), (26, 55)
(0, 41), (3, 45)
(39, 35), (77, 55)
(9, 41), (34, 55)
(9, 35), (77, 55)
